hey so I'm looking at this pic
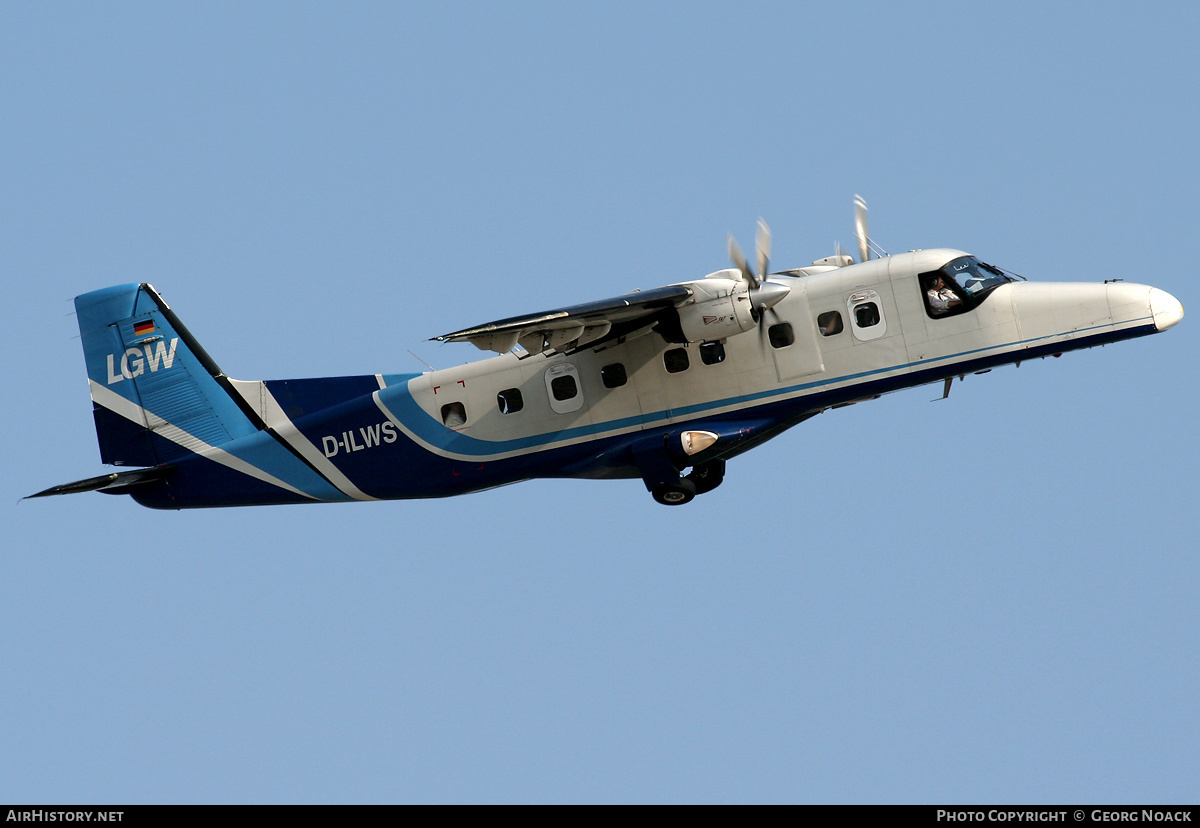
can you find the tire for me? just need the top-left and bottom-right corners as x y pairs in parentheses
(651, 478), (697, 505)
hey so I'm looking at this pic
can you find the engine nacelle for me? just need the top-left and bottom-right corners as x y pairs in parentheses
(675, 276), (756, 342)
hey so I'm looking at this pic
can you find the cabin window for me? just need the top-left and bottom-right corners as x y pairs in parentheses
(854, 303), (880, 327)
(847, 290), (887, 341)
(768, 322), (794, 349)
(497, 388), (523, 414)
(817, 311), (843, 336)
(440, 402), (467, 428)
(699, 341), (725, 365)
(601, 363), (627, 388)
(544, 362), (584, 414)
(551, 376), (577, 400)
(664, 348), (690, 373)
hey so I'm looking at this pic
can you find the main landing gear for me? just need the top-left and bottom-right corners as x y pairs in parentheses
(652, 478), (697, 506)
(685, 459), (725, 495)
(634, 435), (726, 506)
(649, 460), (726, 506)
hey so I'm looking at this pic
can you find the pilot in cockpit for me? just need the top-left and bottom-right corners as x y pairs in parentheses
(926, 275), (963, 315)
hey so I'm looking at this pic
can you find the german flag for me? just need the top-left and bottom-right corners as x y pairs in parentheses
(133, 319), (155, 336)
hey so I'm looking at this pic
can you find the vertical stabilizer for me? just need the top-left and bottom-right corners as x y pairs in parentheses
(75, 283), (261, 466)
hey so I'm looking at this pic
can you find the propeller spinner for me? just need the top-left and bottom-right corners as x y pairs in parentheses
(728, 219), (789, 320)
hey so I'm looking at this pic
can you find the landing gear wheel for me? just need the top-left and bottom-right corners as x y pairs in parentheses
(686, 459), (726, 495)
(652, 478), (697, 506)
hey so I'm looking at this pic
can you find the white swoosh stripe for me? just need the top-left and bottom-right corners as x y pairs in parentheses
(89, 381), (317, 500)
(254, 384), (378, 501)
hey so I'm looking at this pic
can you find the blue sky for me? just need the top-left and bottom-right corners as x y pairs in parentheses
(2, 1), (1197, 803)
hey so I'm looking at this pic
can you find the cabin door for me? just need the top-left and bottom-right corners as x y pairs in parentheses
(772, 281), (825, 382)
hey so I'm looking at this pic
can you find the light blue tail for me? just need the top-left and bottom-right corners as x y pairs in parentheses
(75, 283), (262, 466)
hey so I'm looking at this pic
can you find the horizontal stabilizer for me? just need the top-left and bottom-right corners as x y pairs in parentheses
(26, 466), (174, 499)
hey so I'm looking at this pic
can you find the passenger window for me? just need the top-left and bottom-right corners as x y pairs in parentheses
(664, 348), (690, 373)
(854, 303), (880, 328)
(544, 362), (584, 414)
(551, 376), (577, 400)
(440, 402), (467, 428)
(768, 323), (794, 349)
(497, 388), (523, 414)
(817, 311), (843, 336)
(699, 341), (726, 365)
(847, 290), (887, 341)
(601, 363), (627, 388)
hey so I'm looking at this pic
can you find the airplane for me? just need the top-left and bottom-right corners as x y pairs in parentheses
(30, 197), (1184, 508)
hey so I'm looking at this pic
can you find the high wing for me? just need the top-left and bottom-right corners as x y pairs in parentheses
(432, 284), (694, 357)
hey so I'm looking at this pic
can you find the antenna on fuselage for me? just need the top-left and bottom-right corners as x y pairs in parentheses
(407, 349), (437, 372)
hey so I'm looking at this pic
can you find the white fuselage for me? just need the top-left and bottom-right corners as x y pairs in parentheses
(393, 249), (1178, 479)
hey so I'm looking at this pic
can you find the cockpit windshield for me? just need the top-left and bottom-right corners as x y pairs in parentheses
(942, 257), (1011, 300)
(921, 256), (1014, 319)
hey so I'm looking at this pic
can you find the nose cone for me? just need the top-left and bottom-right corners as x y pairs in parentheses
(1150, 288), (1184, 331)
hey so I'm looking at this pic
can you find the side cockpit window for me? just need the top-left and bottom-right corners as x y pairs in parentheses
(922, 256), (1013, 320)
(923, 273), (968, 318)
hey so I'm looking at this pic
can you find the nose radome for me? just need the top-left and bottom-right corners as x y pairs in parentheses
(1150, 288), (1184, 331)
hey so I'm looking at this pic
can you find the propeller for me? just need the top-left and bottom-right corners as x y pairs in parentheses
(755, 218), (770, 288)
(728, 218), (789, 331)
(854, 194), (870, 263)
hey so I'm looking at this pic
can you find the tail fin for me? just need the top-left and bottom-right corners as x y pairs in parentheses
(76, 283), (262, 466)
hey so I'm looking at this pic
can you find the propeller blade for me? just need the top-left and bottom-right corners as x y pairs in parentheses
(728, 234), (757, 287)
(758, 304), (782, 349)
(755, 218), (771, 281)
(854, 194), (869, 263)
